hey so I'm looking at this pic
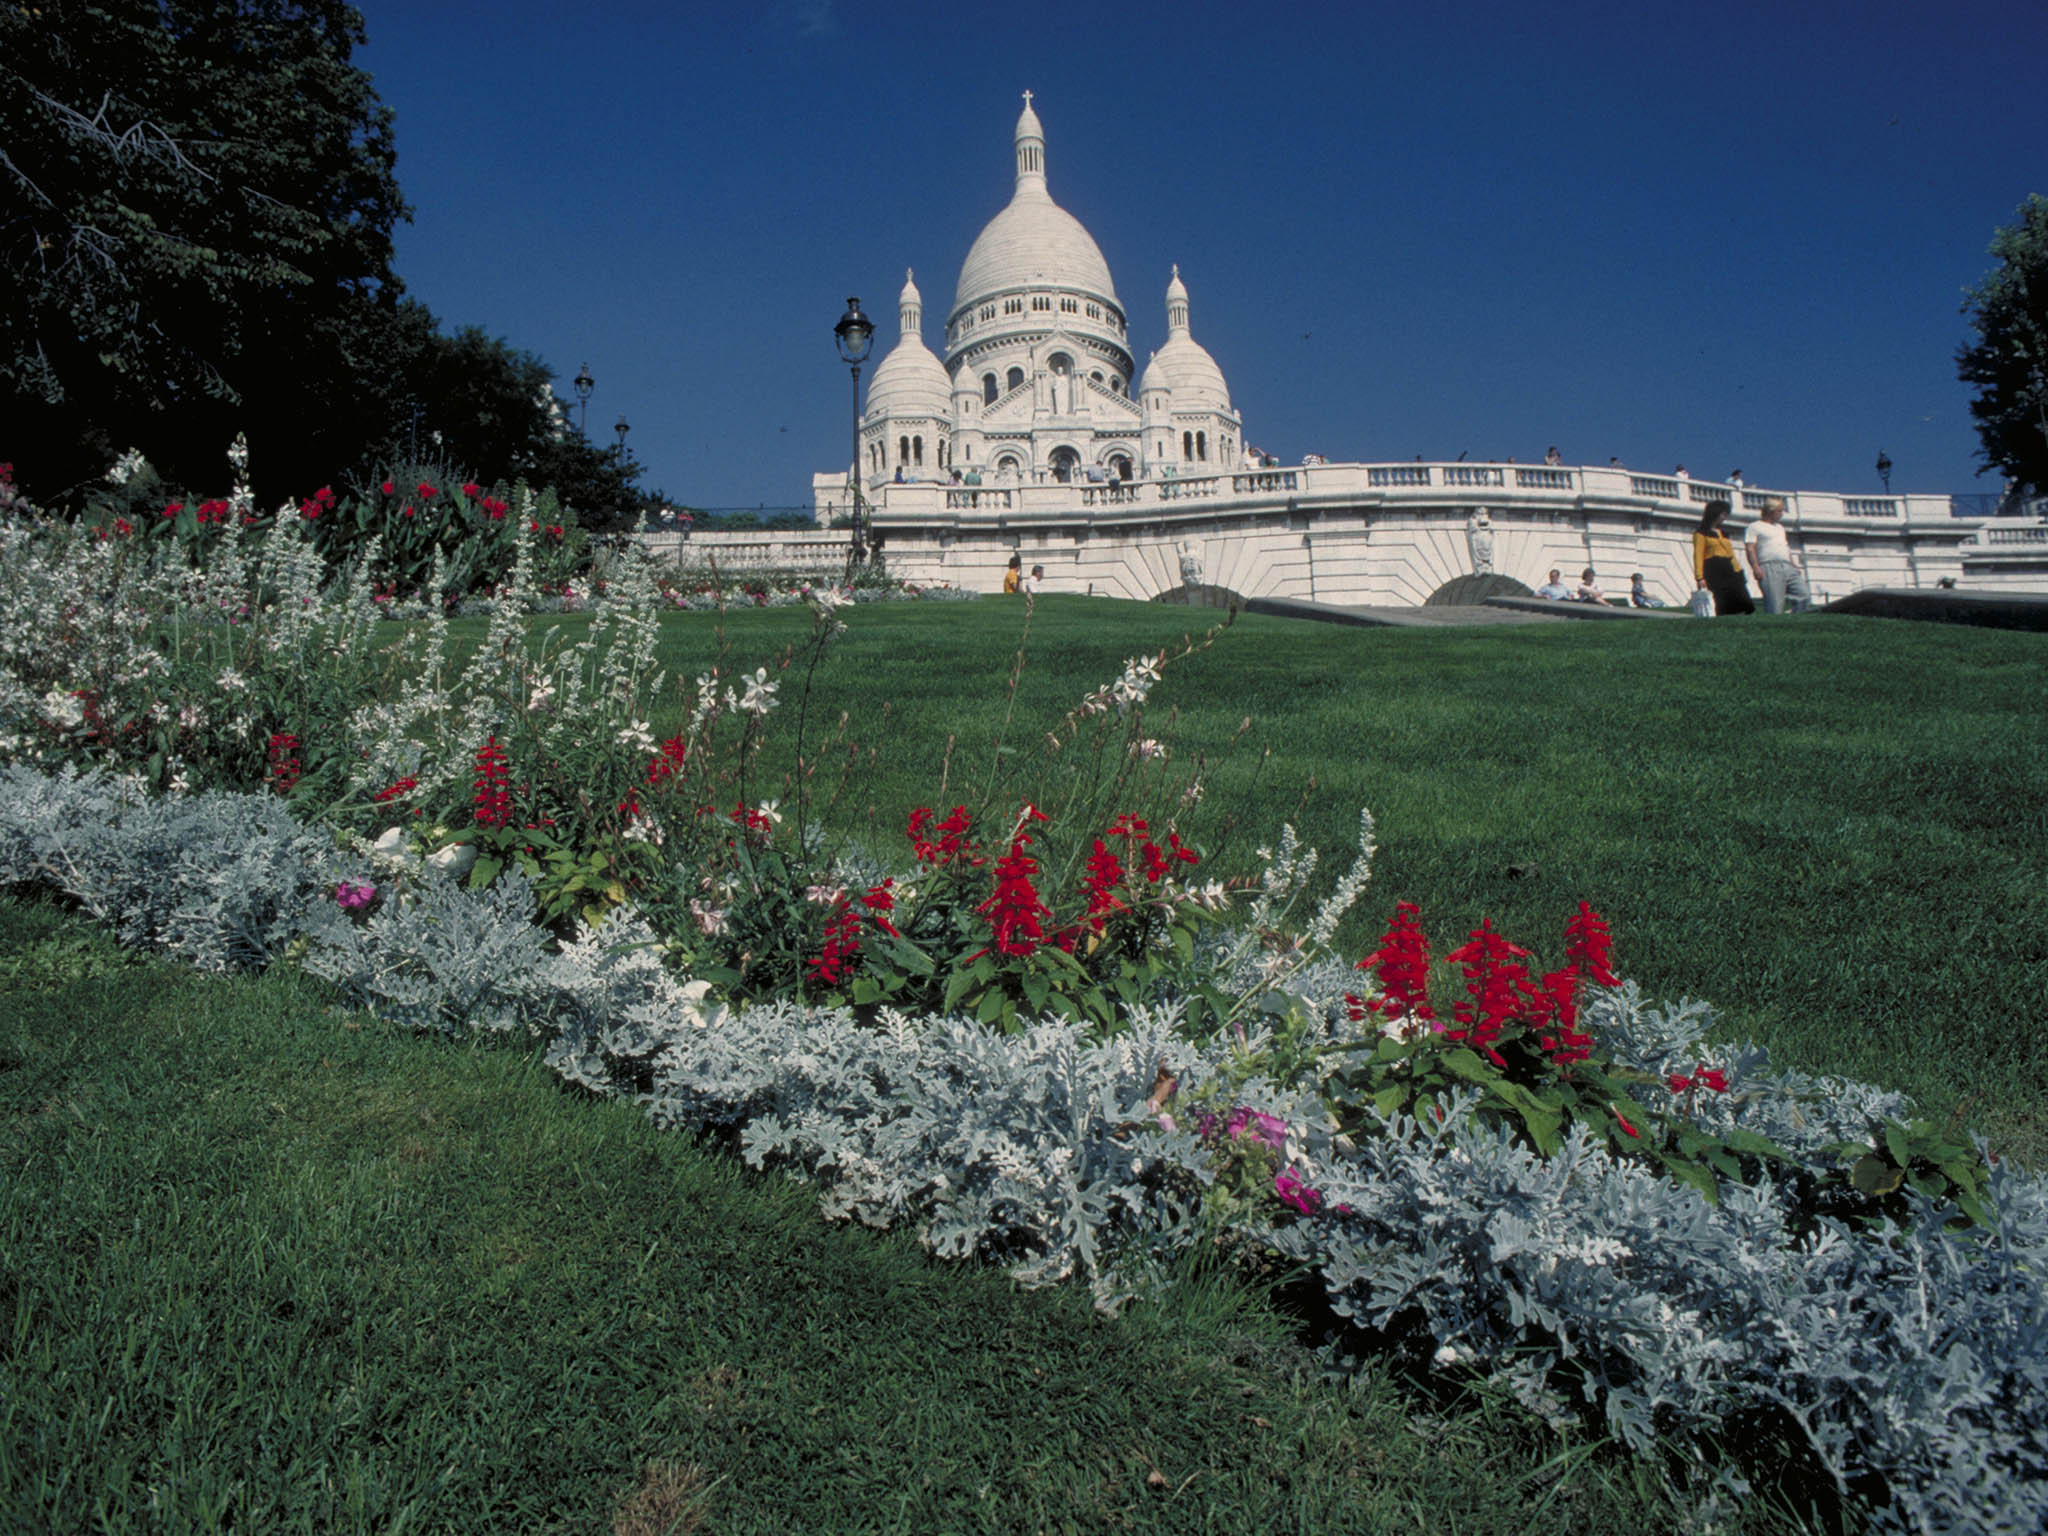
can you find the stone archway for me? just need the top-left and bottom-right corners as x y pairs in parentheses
(1424, 572), (1532, 606)
(1151, 583), (1243, 610)
(1049, 446), (1081, 483)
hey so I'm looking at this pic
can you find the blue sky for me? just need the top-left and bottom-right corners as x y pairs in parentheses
(353, 0), (2048, 509)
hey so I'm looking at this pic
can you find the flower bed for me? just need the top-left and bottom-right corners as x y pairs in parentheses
(2, 453), (2044, 1532)
(1, 767), (2043, 1534)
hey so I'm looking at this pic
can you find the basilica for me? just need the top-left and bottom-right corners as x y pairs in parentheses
(839, 93), (1243, 495)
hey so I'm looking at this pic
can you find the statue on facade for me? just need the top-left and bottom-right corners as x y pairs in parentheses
(1466, 508), (1496, 575)
(1177, 540), (1204, 599)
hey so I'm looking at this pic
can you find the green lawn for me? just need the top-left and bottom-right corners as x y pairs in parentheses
(1, 897), (1705, 1535)
(630, 598), (2047, 1164)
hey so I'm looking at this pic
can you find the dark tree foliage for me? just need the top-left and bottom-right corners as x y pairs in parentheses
(1, 0), (415, 501)
(1958, 194), (2048, 496)
(393, 320), (646, 530)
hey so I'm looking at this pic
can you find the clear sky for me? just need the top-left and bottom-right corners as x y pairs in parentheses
(353, 0), (2048, 509)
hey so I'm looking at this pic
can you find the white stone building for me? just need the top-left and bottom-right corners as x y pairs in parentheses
(818, 93), (1242, 504)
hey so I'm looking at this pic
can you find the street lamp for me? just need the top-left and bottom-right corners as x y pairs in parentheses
(615, 415), (631, 454)
(1876, 449), (1892, 492)
(834, 296), (876, 566)
(572, 363), (594, 435)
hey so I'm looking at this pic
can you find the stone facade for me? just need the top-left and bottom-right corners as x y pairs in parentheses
(816, 93), (1241, 504)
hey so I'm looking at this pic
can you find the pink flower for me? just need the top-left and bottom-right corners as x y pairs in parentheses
(335, 881), (377, 911)
(1274, 1169), (1323, 1215)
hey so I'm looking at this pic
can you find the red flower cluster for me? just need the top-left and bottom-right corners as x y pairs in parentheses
(462, 481), (481, 499)
(1098, 814), (1197, 886)
(645, 734), (687, 787)
(908, 805), (978, 866)
(380, 480), (396, 495)
(195, 498), (231, 525)
(480, 496), (509, 520)
(807, 880), (899, 987)
(266, 732), (302, 795)
(1564, 901), (1620, 986)
(472, 736), (512, 827)
(977, 811), (1052, 957)
(1349, 900), (1436, 1025)
(730, 801), (776, 834)
(416, 481), (438, 499)
(374, 775), (418, 803)
(1080, 838), (1127, 928)
(1443, 921), (1534, 1067)
(298, 485), (336, 520)
(1668, 1064), (1729, 1095)
(161, 501), (184, 520)
(1348, 902), (1620, 1069)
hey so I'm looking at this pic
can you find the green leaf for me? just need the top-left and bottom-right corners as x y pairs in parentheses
(469, 854), (503, 887)
(974, 988), (1006, 1025)
(1851, 1154), (1905, 1197)
(1660, 1154), (1722, 1206)
(1883, 1123), (1912, 1168)
(942, 966), (978, 1012)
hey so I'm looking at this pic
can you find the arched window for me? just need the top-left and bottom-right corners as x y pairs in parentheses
(1109, 453), (1132, 482)
(1197, 431), (1207, 461)
(1006, 366), (1024, 392)
(1049, 447), (1080, 483)
(1182, 431), (1193, 461)
(913, 436), (923, 466)
(1110, 377), (1122, 395)
(1048, 352), (1071, 375)
(982, 374), (997, 405)
(898, 436), (910, 466)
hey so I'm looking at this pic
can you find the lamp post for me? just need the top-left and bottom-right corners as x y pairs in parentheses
(1876, 449), (1893, 492)
(615, 415), (631, 454)
(834, 296), (876, 566)
(572, 364), (594, 435)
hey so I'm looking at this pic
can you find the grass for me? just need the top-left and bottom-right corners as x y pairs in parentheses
(1, 895), (1724, 1535)
(614, 597), (2048, 1165)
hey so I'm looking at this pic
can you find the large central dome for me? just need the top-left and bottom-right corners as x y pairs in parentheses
(952, 93), (1118, 315)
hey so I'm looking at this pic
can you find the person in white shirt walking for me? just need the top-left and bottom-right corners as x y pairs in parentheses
(1744, 498), (1811, 614)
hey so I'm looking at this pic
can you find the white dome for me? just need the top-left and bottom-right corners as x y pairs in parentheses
(866, 269), (952, 419)
(1138, 266), (1231, 412)
(953, 94), (1118, 313)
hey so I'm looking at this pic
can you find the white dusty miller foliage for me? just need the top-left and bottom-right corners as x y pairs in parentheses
(0, 765), (2041, 1533)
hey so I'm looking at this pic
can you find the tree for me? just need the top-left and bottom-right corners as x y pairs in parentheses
(1958, 194), (2048, 497)
(0, 0), (410, 500)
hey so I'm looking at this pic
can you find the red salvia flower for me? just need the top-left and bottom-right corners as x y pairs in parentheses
(808, 899), (865, 986)
(1443, 920), (1534, 1067)
(978, 832), (1052, 957)
(472, 735), (512, 827)
(417, 482), (438, 498)
(1533, 965), (1593, 1066)
(374, 774), (419, 803)
(645, 734), (688, 787)
(1349, 900), (1436, 1026)
(462, 481), (481, 499)
(1081, 838), (1127, 927)
(908, 805), (977, 867)
(859, 878), (899, 937)
(1564, 902), (1620, 987)
(266, 732), (302, 795)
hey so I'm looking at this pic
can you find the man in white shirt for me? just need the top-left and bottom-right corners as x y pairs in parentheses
(1534, 568), (1572, 600)
(1744, 498), (1811, 614)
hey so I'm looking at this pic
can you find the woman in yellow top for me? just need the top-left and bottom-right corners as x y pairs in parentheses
(1002, 554), (1022, 594)
(1693, 500), (1754, 615)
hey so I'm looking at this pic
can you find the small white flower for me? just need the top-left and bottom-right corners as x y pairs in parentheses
(736, 667), (779, 716)
(616, 718), (656, 751)
(168, 770), (191, 794)
(41, 690), (84, 728)
(1129, 737), (1167, 761)
(1433, 1344), (1459, 1368)
(214, 667), (247, 693)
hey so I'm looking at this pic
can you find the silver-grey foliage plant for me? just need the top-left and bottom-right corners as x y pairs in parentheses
(0, 764), (2041, 1535)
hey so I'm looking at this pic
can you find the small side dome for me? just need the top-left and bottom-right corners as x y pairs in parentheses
(865, 267), (953, 420)
(1139, 266), (1231, 413)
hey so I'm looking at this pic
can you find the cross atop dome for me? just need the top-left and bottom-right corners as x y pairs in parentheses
(1014, 90), (1045, 185)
